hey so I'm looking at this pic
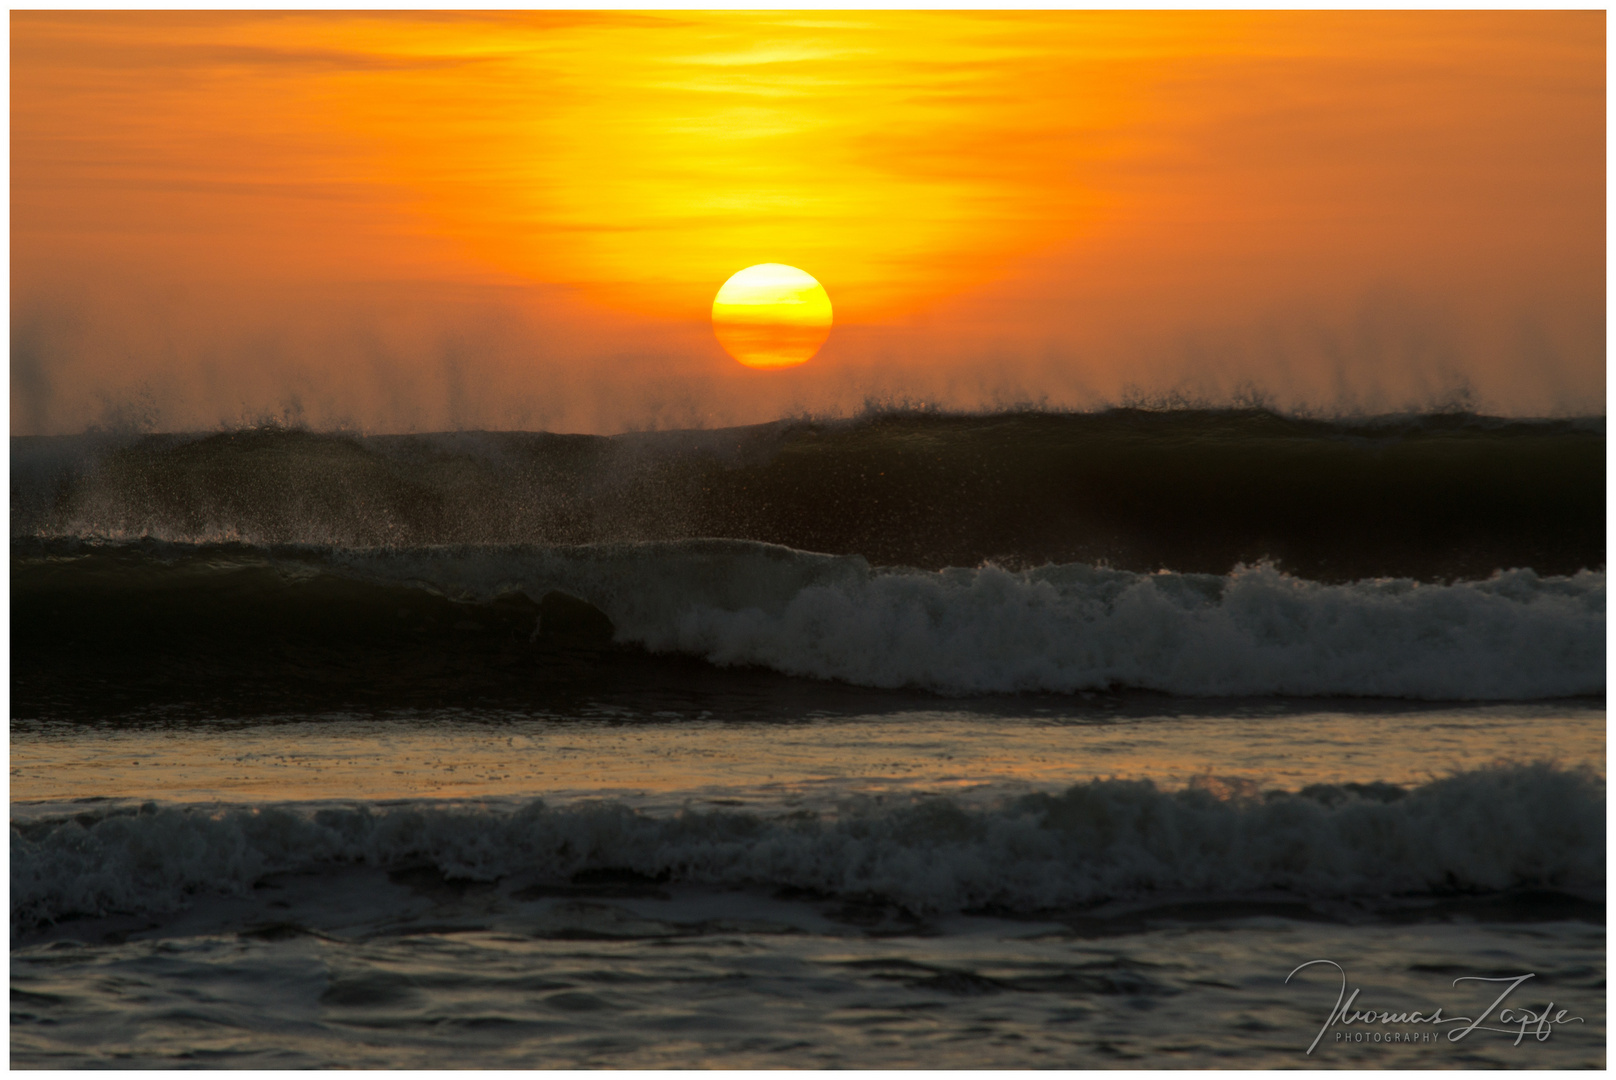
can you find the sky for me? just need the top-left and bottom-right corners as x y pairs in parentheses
(10, 10), (1606, 435)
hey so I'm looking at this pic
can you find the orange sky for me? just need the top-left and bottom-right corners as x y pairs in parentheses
(11, 11), (1605, 434)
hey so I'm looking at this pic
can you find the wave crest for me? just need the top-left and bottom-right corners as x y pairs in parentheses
(630, 558), (1605, 698)
(14, 539), (1605, 700)
(13, 764), (1603, 930)
(13, 409), (1604, 580)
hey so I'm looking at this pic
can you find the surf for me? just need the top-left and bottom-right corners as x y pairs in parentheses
(11, 408), (1605, 581)
(13, 537), (1605, 703)
(13, 762), (1603, 934)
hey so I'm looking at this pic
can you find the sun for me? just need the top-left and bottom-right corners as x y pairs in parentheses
(711, 264), (833, 369)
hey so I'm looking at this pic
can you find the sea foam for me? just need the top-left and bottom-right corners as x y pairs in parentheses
(344, 541), (1605, 699)
(12, 764), (1603, 931)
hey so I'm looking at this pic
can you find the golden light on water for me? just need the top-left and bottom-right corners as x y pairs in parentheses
(712, 264), (833, 369)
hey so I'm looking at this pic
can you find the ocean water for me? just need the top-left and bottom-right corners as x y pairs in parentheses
(10, 410), (1606, 1068)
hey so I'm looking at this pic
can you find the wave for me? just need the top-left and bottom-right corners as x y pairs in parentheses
(12, 764), (1603, 931)
(13, 538), (1604, 701)
(11, 408), (1605, 581)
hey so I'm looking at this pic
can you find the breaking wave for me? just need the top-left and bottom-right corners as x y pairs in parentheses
(11, 408), (1605, 581)
(14, 538), (1604, 701)
(12, 764), (1603, 931)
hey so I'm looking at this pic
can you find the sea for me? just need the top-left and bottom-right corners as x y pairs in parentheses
(9, 408), (1606, 1068)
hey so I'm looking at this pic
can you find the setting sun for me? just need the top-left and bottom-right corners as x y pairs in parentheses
(711, 264), (833, 369)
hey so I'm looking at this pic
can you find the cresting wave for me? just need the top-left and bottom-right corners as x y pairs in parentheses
(11, 408), (1605, 581)
(12, 764), (1603, 932)
(618, 553), (1603, 699)
(13, 538), (1605, 700)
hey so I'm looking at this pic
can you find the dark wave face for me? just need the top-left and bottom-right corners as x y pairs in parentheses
(12, 410), (1605, 716)
(12, 536), (1604, 718)
(12, 409), (1605, 581)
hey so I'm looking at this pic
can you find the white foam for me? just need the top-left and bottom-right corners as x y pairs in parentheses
(13, 764), (1603, 930)
(344, 542), (1605, 699)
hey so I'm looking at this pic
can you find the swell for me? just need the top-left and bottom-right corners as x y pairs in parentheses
(13, 538), (1604, 706)
(11, 764), (1604, 931)
(11, 408), (1605, 581)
